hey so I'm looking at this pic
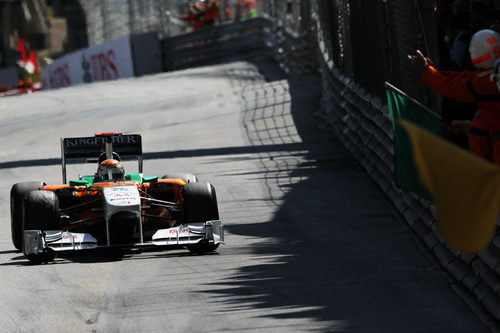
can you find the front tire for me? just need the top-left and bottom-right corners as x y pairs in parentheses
(182, 182), (219, 223)
(182, 182), (219, 253)
(10, 181), (44, 250)
(23, 190), (60, 263)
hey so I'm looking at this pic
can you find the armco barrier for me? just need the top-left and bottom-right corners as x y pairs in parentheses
(160, 16), (317, 77)
(160, 15), (500, 321)
(161, 17), (279, 71)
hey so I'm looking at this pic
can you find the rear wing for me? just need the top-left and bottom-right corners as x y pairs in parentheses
(60, 132), (143, 183)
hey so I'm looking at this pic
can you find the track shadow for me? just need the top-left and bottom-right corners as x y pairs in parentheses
(0, 249), (19, 255)
(193, 72), (490, 332)
(0, 144), (309, 170)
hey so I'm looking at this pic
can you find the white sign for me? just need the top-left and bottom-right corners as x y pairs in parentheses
(41, 36), (135, 89)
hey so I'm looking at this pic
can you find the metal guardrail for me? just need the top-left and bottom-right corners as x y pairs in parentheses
(160, 16), (317, 76)
(161, 17), (278, 71)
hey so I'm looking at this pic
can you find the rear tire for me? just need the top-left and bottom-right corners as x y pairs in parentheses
(162, 173), (198, 183)
(182, 182), (219, 253)
(23, 190), (60, 263)
(10, 181), (44, 250)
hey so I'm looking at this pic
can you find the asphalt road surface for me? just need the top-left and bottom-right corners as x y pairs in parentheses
(0, 61), (494, 332)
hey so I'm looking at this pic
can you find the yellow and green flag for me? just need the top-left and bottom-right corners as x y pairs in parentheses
(386, 83), (441, 199)
(399, 120), (500, 253)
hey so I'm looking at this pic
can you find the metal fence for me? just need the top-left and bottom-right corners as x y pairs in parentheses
(79, 0), (271, 48)
(193, 1), (425, 106)
(79, 0), (192, 46)
(261, 0), (432, 102)
(78, 0), (431, 99)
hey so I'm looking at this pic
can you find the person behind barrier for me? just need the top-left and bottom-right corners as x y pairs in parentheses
(202, 0), (221, 26)
(234, 0), (257, 21)
(172, 0), (206, 32)
(221, 0), (233, 21)
(474, 56), (500, 161)
(408, 29), (500, 164)
(438, 10), (477, 149)
(174, 0), (222, 31)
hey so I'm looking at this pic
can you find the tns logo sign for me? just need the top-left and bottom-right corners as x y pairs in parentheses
(49, 64), (71, 88)
(90, 50), (119, 81)
(81, 50), (119, 83)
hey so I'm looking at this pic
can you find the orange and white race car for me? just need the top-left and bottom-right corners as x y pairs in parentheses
(10, 132), (223, 263)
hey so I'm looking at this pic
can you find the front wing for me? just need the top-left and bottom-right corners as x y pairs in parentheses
(23, 221), (224, 257)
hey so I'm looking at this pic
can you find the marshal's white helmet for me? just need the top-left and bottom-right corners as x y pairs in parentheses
(469, 29), (500, 70)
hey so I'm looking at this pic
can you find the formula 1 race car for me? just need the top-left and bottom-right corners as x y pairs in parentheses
(10, 132), (224, 263)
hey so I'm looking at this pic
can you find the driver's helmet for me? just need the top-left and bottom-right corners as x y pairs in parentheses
(96, 159), (125, 181)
